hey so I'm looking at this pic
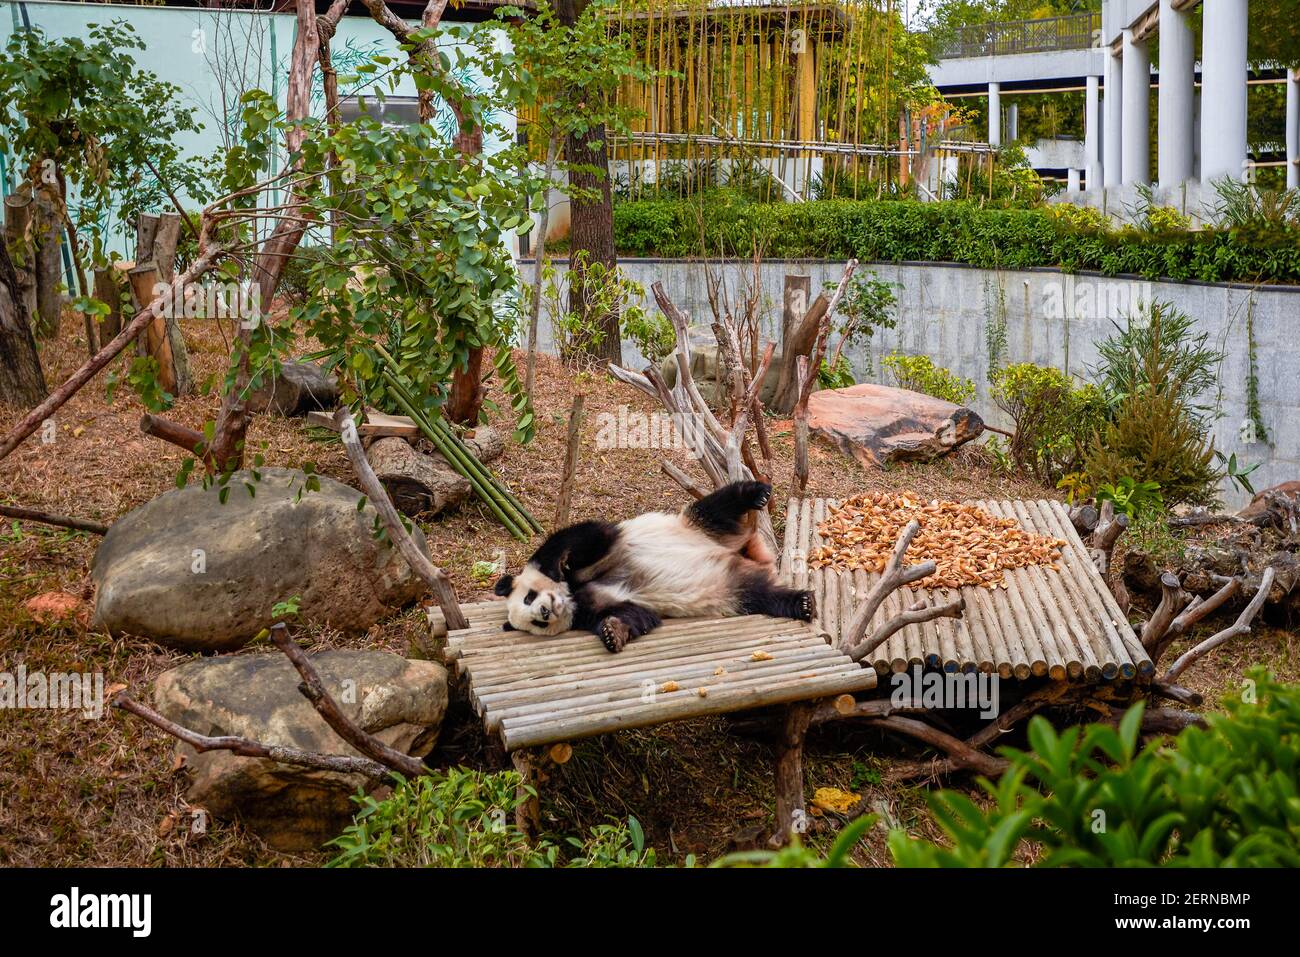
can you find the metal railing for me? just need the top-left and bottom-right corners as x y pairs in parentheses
(935, 12), (1101, 60)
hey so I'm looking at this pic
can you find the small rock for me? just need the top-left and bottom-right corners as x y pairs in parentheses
(806, 383), (984, 467)
(153, 650), (447, 851)
(92, 468), (430, 652)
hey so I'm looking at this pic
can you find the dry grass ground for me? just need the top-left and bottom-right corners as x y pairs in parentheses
(2, 316), (1296, 867)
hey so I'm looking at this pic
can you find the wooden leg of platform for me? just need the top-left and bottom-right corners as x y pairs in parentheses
(770, 701), (814, 847)
(511, 750), (541, 840)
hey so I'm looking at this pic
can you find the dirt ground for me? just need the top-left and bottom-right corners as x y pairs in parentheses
(2, 317), (1296, 867)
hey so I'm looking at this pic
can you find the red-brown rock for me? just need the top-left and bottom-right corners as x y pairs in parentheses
(806, 383), (984, 468)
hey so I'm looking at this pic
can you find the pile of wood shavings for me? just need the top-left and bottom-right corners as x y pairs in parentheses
(809, 493), (1066, 589)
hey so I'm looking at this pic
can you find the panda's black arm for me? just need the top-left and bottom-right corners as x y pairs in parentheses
(528, 520), (619, 582)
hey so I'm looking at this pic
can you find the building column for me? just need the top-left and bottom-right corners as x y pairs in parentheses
(1085, 74), (1102, 189)
(1104, 49), (1123, 187)
(1287, 69), (1299, 190)
(988, 81), (1001, 147)
(1200, 0), (1249, 184)
(1121, 28), (1150, 186)
(1158, 0), (1196, 186)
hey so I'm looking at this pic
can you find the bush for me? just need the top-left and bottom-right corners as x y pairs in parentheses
(888, 671), (1300, 867)
(327, 767), (658, 868)
(881, 352), (975, 405)
(1091, 300), (1222, 426)
(1085, 305), (1223, 507)
(991, 363), (1108, 484)
(611, 197), (1300, 285)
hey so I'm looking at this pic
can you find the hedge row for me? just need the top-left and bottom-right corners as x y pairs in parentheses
(611, 198), (1300, 285)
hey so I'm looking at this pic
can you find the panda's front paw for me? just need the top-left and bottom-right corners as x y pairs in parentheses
(736, 480), (772, 511)
(600, 617), (631, 653)
(797, 590), (816, 622)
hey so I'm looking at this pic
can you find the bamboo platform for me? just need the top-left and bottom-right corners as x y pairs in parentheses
(781, 497), (1152, 681)
(431, 602), (876, 751)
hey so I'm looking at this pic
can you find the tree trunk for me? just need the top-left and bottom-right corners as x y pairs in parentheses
(4, 191), (37, 321)
(565, 121), (622, 366)
(0, 239), (47, 407)
(445, 342), (485, 425)
(556, 0), (621, 367)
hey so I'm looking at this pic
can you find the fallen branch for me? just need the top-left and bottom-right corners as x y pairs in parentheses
(0, 242), (226, 463)
(335, 407), (468, 631)
(112, 693), (391, 781)
(268, 623), (428, 777)
(1140, 572), (1189, 653)
(1164, 568), (1275, 682)
(839, 520), (961, 663)
(0, 503), (108, 536)
(659, 459), (706, 500)
(867, 714), (1009, 777)
(1153, 576), (1243, 662)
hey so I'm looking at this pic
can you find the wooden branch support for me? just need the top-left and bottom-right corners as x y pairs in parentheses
(512, 750), (542, 840)
(553, 393), (584, 529)
(334, 407), (468, 631)
(867, 715), (1010, 777)
(1152, 576), (1242, 662)
(770, 701), (814, 847)
(1140, 571), (1189, 653)
(792, 355), (811, 494)
(112, 693), (391, 780)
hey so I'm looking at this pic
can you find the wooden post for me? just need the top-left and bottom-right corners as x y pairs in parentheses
(127, 261), (178, 397)
(32, 187), (62, 340)
(781, 274), (812, 349)
(93, 268), (122, 341)
(135, 212), (159, 265)
(149, 211), (192, 396)
(511, 750), (541, 840)
(553, 392), (584, 529)
(771, 701), (813, 847)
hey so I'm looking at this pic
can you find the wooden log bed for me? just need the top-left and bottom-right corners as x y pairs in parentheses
(429, 496), (1149, 844)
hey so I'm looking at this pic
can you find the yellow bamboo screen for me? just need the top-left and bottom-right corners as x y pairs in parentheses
(604, 0), (904, 200)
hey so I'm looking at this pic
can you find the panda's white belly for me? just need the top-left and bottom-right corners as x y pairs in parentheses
(597, 512), (743, 617)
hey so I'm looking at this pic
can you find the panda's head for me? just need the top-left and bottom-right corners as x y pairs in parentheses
(494, 563), (575, 636)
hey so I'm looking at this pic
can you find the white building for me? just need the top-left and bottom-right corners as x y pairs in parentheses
(929, 1), (1300, 217)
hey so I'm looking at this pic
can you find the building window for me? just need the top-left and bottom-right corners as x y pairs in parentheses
(339, 96), (421, 128)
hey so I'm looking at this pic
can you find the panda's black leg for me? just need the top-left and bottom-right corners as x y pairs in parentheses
(686, 480), (772, 539)
(739, 580), (816, 622)
(592, 602), (661, 653)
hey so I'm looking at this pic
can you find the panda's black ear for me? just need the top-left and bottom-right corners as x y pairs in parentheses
(501, 622), (517, 632)
(493, 574), (514, 597)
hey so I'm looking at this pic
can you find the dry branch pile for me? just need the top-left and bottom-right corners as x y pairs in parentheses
(810, 493), (1065, 589)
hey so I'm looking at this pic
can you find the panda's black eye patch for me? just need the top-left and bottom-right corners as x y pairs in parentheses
(524, 589), (537, 605)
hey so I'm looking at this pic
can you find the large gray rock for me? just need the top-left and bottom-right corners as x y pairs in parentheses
(92, 468), (429, 652)
(807, 383), (985, 467)
(246, 360), (338, 416)
(153, 650), (447, 851)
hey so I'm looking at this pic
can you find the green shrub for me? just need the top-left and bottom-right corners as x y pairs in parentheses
(327, 767), (659, 868)
(818, 353), (855, 390)
(991, 363), (1108, 484)
(1094, 476), (1165, 518)
(539, 251), (650, 369)
(1091, 300), (1223, 426)
(1085, 308), (1223, 507)
(888, 671), (1300, 867)
(882, 352), (975, 405)
(611, 197), (1300, 285)
(1084, 385), (1221, 508)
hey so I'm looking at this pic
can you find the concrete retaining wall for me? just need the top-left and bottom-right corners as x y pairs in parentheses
(524, 257), (1299, 507)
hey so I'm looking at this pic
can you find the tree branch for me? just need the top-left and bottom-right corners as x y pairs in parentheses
(1164, 567), (1275, 682)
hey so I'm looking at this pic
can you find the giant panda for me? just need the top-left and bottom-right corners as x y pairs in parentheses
(494, 480), (816, 652)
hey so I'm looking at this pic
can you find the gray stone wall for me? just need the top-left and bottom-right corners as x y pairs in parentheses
(524, 258), (1299, 507)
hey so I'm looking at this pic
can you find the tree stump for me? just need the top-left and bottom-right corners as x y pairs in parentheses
(366, 437), (471, 517)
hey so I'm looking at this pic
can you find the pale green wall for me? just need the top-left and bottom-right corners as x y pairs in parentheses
(1, 1), (512, 263)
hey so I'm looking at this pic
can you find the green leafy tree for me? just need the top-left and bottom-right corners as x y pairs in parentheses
(0, 21), (210, 346)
